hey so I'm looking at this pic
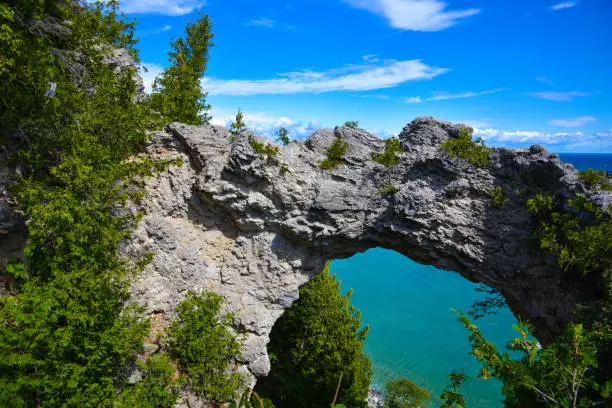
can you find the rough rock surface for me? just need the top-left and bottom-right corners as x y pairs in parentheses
(121, 118), (609, 388)
(366, 389), (384, 408)
(102, 47), (147, 102)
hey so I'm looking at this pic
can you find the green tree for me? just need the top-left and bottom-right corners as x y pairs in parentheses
(384, 378), (431, 408)
(149, 13), (213, 125)
(116, 353), (179, 408)
(276, 127), (290, 145)
(167, 291), (243, 403)
(439, 371), (468, 408)
(456, 311), (610, 407)
(248, 134), (280, 162)
(255, 263), (372, 408)
(0, 2), (175, 406)
(440, 127), (491, 167)
(490, 185), (508, 208)
(371, 137), (403, 194)
(577, 168), (612, 191)
(229, 108), (247, 142)
(320, 136), (349, 170)
(344, 121), (359, 129)
(527, 193), (611, 279)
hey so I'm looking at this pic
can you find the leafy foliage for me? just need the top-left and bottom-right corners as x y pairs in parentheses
(344, 121), (359, 129)
(371, 137), (403, 195)
(523, 190), (612, 403)
(276, 127), (290, 145)
(456, 311), (609, 407)
(167, 291), (243, 403)
(527, 193), (611, 281)
(249, 134), (280, 162)
(116, 353), (179, 408)
(378, 184), (400, 195)
(149, 13), (213, 125)
(320, 136), (349, 170)
(255, 263), (372, 408)
(0, 0), (138, 131)
(229, 108), (247, 142)
(440, 127), (491, 167)
(383, 378), (431, 408)
(578, 168), (612, 191)
(439, 371), (468, 408)
(0, 2), (179, 406)
(490, 185), (509, 208)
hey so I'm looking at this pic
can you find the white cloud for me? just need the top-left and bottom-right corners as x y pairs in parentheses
(118, 0), (205, 15)
(403, 96), (422, 103)
(209, 109), (401, 141)
(550, 1), (578, 10)
(344, 0), (480, 31)
(247, 18), (276, 27)
(357, 93), (392, 100)
(402, 88), (502, 103)
(428, 88), (503, 101)
(201, 59), (449, 96)
(536, 76), (555, 85)
(246, 18), (295, 30)
(210, 110), (323, 140)
(595, 130), (612, 138)
(462, 119), (493, 129)
(362, 54), (380, 62)
(153, 25), (172, 33)
(525, 91), (590, 101)
(474, 128), (585, 145)
(472, 127), (612, 151)
(370, 128), (396, 139)
(139, 63), (164, 94)
(549, 116), (597, 127)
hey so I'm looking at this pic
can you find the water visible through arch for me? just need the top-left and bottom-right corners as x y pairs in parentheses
(331, 248), (519, 408)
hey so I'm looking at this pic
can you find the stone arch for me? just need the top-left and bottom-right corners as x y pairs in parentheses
(122, 117), (605, 385)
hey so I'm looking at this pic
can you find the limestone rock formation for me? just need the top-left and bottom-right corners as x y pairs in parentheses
(122, 117), (609, 387)
(102, 47), (147, 102)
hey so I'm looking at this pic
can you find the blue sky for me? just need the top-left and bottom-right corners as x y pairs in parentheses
(123, 0), (610, 152)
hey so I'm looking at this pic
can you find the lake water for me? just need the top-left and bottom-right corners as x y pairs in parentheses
(330, 153), (611, 407)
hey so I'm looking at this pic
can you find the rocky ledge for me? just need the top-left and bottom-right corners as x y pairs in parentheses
(117, 117), (608, 387)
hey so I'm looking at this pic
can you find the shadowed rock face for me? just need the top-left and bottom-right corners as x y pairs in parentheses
(123, 117), (608, 386)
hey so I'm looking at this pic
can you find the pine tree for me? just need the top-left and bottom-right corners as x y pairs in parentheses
(167, 291), (243, 403)
(0, 2), (175, 405)
(320, 136), (349, 170)
(255, 263), (372, 408)
(371, 137), (403, 194)
(439, 371), (467, 408)
(276, 127), (290, 145)
(229, 109), (247, 142)
(149, 13), (213, 125)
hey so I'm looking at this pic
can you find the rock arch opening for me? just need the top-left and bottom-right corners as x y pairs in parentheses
(329, 248), (517, 408)
(120, 117), (604, 385)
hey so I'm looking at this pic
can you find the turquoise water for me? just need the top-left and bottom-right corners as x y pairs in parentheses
(328, 154), (611, 407)
(331, 248), (518, 408)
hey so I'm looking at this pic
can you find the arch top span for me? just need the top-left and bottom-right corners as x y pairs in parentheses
(123, 117), (607, 383)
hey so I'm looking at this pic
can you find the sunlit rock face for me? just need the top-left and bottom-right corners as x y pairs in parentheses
(123, 117), (608, 385)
